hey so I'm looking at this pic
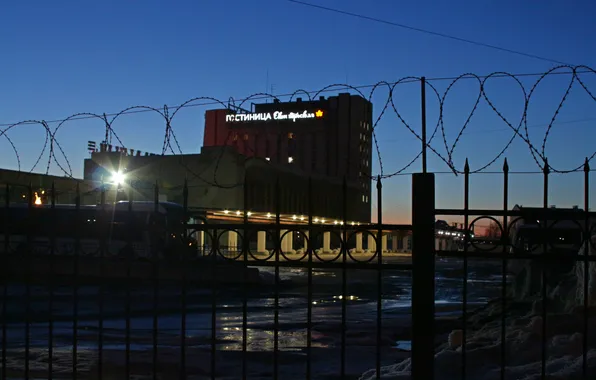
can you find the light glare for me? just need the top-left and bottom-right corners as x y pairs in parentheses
(111, 171), (126, 185)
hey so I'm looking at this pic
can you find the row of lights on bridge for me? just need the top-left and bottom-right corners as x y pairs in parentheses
(437, 230), (473, 239)
(222, 209), (361, 226)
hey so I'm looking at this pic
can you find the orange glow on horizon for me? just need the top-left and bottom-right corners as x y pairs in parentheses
(373, 213), (493, 235)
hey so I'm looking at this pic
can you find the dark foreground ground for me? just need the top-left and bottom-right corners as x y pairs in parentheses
(0, 257), (505, 379)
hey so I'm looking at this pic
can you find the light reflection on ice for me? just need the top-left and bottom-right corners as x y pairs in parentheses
(0, 258), (506, 376)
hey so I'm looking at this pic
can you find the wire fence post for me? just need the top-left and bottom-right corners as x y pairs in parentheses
(180, 179), (189, 378)
(152, 181), (160, 378)
(242, 175), (249, 379)
(2, 184), (8, 380)
(306, 177), (314, 380)
(73, 182), (81, 379)
(98, 182), (106, 379)
(25, 183), (32, 378)
(375, 175), (383, 379)
(411, 172), (435, 379)
(582, 157), (590, 377)
(540, 158), (549, 378)
(421, 76), (427, 174)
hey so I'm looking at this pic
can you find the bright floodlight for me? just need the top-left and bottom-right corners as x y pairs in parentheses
(111, 171), (126, 185)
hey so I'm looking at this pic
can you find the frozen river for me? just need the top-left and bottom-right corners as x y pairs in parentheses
(0, 257), (508, 379)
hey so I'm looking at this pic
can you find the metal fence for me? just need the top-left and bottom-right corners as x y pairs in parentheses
(428, 159), (596, 380)
(5, 168), (593, 379)
(2, 66), (596, 379)
(1, 177), (416, 379)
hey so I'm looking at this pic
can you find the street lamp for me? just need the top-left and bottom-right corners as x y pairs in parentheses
(109, 170), (127, 203)
(110, 170), (126, 185)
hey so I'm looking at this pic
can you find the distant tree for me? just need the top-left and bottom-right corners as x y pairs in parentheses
(485, 221), (502, 238)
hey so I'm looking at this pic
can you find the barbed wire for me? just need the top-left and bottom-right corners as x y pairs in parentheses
(1, 65), (595, 190)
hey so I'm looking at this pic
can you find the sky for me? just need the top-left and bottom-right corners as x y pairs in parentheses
(1, 0), (596, 225)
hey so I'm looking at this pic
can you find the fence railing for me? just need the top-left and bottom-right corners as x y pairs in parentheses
(0, 177), (421, 379)
(428, 158), (596, 380)
(2, 66), (596, 379)
(2, 168), (595, 379)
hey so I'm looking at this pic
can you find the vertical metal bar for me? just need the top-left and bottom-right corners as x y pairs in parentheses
(73, 183), (81, 379)
(48, 182), (56, 380)
(242, 176), (249, 380)
(421, 77), (427, 174)
(411, 173), (435, 380)
(376, 176), (383, 379)
(126, 186), (133, 379)
(98, 183), (106, 380)
(276, 133), (282, 164)
(1, 184), (7, 380)
(274, 177), (281, 380)
(306, 177), (313, 380)
(210, 225), (217, 380)
(180, 180), (188, 379)
(500, 158), (509, 380)
(462, 159), (470, 379)
(152, 182), (159, 380)
(583, 157), (590, 377)
(541, 159), (549, 378)
(25, 183), (32, 380)
(340, 178), (347, 379)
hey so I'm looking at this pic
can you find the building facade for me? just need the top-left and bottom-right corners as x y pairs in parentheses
(203, 93), (374, 222)
(83, 144), (368, 222)
(508, 204), (588, 251)
(0, 168), (99, 205)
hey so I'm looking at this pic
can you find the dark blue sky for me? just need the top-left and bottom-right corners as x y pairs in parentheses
(1, 0), (595, 223)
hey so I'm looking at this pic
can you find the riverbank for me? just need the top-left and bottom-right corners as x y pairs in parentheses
(0, 254), (262, 286)
(360, 299), (596, 379)
(0, 257), (504, 379)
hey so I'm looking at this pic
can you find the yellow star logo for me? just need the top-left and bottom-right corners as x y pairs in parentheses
(315, 109), (324, 118)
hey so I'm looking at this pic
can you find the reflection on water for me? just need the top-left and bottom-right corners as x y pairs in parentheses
(0, 258), (506, 376)
(395, 340), (411, 351)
